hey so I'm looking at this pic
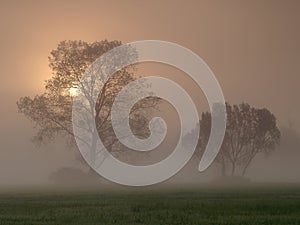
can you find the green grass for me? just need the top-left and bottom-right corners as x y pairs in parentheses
(0, 186), (299, 225)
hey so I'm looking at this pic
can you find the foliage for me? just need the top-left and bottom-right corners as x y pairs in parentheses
(194, 102), (280, 176)
(17, 40), (159, 161)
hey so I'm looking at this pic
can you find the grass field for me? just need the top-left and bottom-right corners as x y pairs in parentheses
(0, 185), (299, 225)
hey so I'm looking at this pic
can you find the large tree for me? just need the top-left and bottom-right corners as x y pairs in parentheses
(192, 103), (280, 177)
(17, 40), (159, 167)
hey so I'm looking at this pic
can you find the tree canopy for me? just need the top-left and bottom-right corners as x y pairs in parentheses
(17, 40), (159, 165)
(189, 102), (280, 177)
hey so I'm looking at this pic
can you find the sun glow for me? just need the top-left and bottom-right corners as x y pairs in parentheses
(69, 87), (79, 96)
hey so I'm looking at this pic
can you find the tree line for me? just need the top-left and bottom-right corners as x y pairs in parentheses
(17, 39), (281, 179)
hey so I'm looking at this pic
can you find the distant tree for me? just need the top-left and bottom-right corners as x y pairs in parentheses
(17, 40), (159, 167)
(192, 103), (280, 177)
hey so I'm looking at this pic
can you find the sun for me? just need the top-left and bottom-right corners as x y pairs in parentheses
(69, 87), (79, 96)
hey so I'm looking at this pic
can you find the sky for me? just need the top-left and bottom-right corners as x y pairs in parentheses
(0, 0), (299, 185)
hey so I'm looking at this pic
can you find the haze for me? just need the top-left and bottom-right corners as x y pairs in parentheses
(0, 0), (299, 186)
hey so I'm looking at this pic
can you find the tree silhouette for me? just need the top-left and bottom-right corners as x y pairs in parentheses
(17, 40), (159, 166)
(192, 103), (280, 177)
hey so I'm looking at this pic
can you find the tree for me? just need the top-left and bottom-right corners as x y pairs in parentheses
(194, 103), (280, 177)
(17, 40), (159, 168)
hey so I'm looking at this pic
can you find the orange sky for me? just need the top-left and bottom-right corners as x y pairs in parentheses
(0, 0), (299, 184)
(1, 0), (299, 125)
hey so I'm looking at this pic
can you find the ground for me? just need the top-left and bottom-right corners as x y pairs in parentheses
(0, 185), (299, 225)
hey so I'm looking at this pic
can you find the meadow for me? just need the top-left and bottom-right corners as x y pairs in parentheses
(0, 185), (299, 225)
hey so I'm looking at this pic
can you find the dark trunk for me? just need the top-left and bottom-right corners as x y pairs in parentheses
(241, 157), (253, 177)
(231, 162), (236, 176)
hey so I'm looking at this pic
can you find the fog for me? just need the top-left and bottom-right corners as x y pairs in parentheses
(0, 0), (299, 187)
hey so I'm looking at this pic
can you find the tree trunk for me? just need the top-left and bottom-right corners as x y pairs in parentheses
(241, 157), (253, 177)
(231, 162), (236, 176)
